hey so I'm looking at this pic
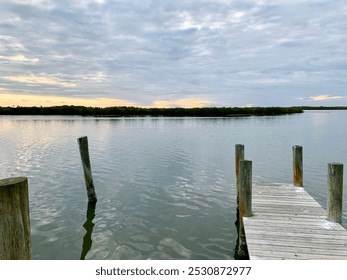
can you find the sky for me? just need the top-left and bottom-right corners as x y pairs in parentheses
(0, 0), (347, 108)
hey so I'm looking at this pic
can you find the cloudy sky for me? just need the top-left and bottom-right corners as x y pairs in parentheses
(1, 0), (347, 108)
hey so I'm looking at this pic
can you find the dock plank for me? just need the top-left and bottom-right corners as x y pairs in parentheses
(242, 184), (347, 260)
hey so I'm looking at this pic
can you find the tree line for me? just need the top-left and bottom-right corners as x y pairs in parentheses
(0, 105), (305, 116)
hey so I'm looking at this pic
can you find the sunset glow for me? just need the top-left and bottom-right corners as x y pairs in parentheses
(1, 0), (347, 107)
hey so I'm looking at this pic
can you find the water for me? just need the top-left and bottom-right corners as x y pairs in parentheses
(0, 111), (346, 259)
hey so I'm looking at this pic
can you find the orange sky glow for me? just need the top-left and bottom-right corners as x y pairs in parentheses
(0, 93), (213, 108)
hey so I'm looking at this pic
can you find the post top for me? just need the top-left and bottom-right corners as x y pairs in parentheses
(328, 162), (344, 166)
(293, 145), (303, 148)
(0, 177), (28, 187)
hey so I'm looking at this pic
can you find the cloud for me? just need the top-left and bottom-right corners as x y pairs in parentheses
(9, 0), (56, 10)
(3, 74), (77, 87)
(0, 54), (39, 63)
(309, 95), (346, 102)
(150, 98), (213, 108)
(1, 1), (347, 107)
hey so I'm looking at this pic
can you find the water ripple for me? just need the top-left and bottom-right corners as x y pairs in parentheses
(1, 114), (346, 259)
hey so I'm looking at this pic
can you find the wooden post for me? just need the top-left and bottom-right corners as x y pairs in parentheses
(293, 145), (303, 187)
(327, 163), (344, 224)
(0, 177), (31, 260)
(239, 160), (252, 218)
(78, 136), (97, 204)
(235, 144), (245, 205)
(236, 160), (252, 259)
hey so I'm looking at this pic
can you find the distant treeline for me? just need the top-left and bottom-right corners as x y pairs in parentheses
(0, 105), (304, 117)
(299, 106), (347, 110)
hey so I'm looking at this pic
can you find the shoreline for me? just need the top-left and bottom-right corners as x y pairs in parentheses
(0, 105), (304, 117)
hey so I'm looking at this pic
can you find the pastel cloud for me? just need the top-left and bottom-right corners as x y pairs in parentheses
(151, 98), (213, 108)
(0, 54), (39, 63)
(1, 0), (347, 107)
(309, 95), (346, 102)
(3, 74), (77, 88)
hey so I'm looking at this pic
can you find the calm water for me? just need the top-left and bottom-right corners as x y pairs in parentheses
(0, 111), (346, 259)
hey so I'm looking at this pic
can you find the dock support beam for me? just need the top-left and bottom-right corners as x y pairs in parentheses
(78, 136), (97, 204)
(293, 145), (303, 187)
(0, 177), (32, 260)
(327, 163), (344, 224)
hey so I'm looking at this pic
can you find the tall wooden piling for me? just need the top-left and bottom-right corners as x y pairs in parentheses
(239, 160), (252, 218)
(327, 162), (344, 224)
(292, 145), (303, 187)
(235, 144), (245, 204)
(78, 136), (97, 204)
(237, 159), (252, 259)
(0, 177), (31, 260)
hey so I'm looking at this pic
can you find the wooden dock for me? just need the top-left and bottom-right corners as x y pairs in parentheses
(235, 144), (347, 260)
(243, 184), (347, 259)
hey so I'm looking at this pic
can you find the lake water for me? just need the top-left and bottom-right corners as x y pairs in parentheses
(0, 110), (346, 259)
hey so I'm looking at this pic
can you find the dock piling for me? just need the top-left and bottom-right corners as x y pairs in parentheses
(239, 160), (252, 218)
(327, 162), (344, 224)
(293, 145), (303, 187)
(235, 144), (245, 205)
(78, 136), (97, 204)
(236, 159), (252, 259)
(0, 177), (32, 260)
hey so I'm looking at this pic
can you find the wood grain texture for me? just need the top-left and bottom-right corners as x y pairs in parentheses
(243, 184), (347, 260)
(78, 136), (97, 204)
(327, 163), (343, 224)
(0, 177), (31, 260)
(292, 145), (303, 187)
(235, 144), (244, 204)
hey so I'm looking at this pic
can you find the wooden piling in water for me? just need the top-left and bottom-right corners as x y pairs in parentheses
(327, 162), (344, 224)
(0, 177), (31, 260)
(292, 145), (303, 187)
(78, 136), (97, 204)
(235, 144), (245, 205)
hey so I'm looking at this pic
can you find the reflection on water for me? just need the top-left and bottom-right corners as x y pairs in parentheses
(0, 111), (346, 259)
(80, 202), (96, 260)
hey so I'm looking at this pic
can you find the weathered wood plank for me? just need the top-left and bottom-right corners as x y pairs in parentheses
(246, 238), (347, 248)
(249, 250), (347, 260)
(244, 223), (347, 233)
(244, 229), (347, 240)
(246, 243), (347, 256)
(243, 184), (347, 260)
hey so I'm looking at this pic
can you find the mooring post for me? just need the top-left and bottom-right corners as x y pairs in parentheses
(78, 136), (97, 204)
(0, 177), (32, 260)
(293, 145), (303, 187)
(235, 144), (245, 206)
(327, 162), (344, 224)
(237, 159), (252, 259)
(239, 160), (252, 218)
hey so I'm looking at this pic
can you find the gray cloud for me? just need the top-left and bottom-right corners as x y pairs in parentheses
(1, 0), (347, 107)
